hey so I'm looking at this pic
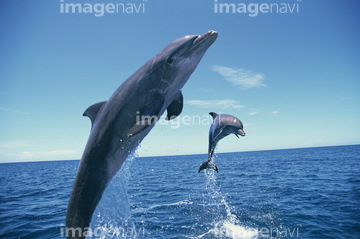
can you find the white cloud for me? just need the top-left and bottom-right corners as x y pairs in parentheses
(248, 109), (259, 116)
(211, 65), (267, 90)
(0, 105), (30, 115)
(21, 151), (35, 159)
(198, 88), (216, 92)
(0, 140), (37, 148)
(20, 150), (77, 159)
(271, 111), (279, 116)
(42, 150), (77, 157)
(186, 99), (245, 110)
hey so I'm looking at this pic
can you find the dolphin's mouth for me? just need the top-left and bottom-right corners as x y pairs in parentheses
(193, 30), (218, 46)
(238, 129), (246, 137)
(185, 30), (218, 55)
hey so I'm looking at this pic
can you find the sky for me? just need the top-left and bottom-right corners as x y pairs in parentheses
(0, 0), (359, 163)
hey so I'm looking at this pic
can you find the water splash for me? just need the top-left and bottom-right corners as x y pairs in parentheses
(197, 169), (259, 239)
(88, 152), (139, 238)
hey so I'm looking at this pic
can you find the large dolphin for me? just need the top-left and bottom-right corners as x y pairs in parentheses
(66, 31), (217, 238)
(198, 112), (245, 173)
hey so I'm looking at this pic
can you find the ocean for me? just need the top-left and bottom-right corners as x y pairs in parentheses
(0, 145), (359, 238)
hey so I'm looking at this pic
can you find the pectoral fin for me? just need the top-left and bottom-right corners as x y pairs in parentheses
(127, 99), (164, 136)
(166, 91), (183, 120)
(83, 101), (107, 129)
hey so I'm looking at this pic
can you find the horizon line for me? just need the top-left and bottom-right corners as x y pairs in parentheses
(1, 143), (359, 164)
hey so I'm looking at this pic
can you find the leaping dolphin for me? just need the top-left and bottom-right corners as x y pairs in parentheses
(198, 112), (245, 173)
(66, 31), (217, 238)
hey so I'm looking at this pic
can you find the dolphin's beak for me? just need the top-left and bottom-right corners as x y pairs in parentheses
(238, 129), (245, 137)
(193, 30), (218, 45)
(186, 30), (218, 55)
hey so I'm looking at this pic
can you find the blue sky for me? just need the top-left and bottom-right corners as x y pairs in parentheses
(0, 0), (359, 162)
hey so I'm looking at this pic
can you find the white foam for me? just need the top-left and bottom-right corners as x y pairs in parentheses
(146, 199), (193, 210)
(215, 220), (258, 239)
(196, 220), (258, 239)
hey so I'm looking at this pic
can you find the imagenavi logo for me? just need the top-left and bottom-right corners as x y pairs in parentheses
(60, 0), (147, 17)
(214, 0), (301, 17)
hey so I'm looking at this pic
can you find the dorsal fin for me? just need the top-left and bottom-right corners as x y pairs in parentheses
(209, 112), (219, 120)
(166, 91), (183, 120)
(83, 101), (107, 128)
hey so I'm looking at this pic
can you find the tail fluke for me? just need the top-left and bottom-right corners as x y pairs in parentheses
(198, 160), (218, 173)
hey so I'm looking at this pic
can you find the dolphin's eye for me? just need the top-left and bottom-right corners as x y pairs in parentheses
(167, 57), (174, 64)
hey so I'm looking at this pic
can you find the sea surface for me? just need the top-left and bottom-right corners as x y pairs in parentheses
(0, 145), (359, 238)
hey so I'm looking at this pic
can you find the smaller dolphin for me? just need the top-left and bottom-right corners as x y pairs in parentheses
(198, 112), (245, 173)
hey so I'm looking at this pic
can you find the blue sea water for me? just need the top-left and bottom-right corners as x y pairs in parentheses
(0, 145), (359, 238)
